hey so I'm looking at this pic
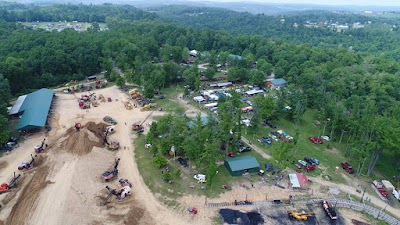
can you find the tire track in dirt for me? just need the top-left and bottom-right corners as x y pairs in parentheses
(5, 157), (51, 225)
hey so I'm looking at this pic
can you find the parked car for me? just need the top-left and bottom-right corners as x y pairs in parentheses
(341, 162), (354, 174)
(272, 200), (283, 204)
(177, 157), (188, 167)
(294, 164), (302, 169)
(321, 135), (331, 141)
(298, 160), (307, 167)
(235, 141), (244, 147)
(159, 95), (165, 99)
(265, 163), (273, 172)
(309, 137), (323, 144)
(261, 136), (272, 144)
(261, 120), (268, 126)
(304, 157), (315, 165)
(238, 146), (251, 153)
(304, 165), (316, 172)
(311, 158), (320, 165)
(194, 174), (206, 183)
(268, 124), (277, 129)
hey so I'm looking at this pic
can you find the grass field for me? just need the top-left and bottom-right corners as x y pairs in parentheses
(135, 86), (400, 213)
(20, 22), (108, 32)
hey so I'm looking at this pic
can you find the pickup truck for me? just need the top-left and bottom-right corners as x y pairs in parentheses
(341, 162), (354, 174)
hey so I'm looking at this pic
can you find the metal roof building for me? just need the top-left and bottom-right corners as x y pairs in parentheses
(224, 155), (260, 176)
(16, 88), (54, 130)
(9, 95), (27, 115)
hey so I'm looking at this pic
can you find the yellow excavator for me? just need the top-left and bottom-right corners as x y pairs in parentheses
(288, 211), (315, 220)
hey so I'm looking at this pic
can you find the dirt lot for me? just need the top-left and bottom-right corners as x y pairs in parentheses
(0, 86), (193, 225)
(0, 86), (397, 225)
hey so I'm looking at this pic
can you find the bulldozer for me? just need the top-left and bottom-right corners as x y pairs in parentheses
(288, 211), (315, 221)
(123, 101), (133, 110)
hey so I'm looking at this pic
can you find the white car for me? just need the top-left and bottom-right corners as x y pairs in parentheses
(298, 160), (307, 167)
(321, 136), (331, 141)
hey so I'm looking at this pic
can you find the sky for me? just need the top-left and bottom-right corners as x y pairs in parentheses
(193, 0), (400, 6)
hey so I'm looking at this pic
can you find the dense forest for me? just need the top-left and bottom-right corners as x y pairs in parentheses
(0, 3), (399, 175)
(154, 6), (400, 60)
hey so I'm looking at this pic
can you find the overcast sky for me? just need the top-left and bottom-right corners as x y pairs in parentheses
(195, 0), (400, 6)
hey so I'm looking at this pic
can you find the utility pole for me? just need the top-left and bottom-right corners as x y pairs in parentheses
(360, 187), (367, 203)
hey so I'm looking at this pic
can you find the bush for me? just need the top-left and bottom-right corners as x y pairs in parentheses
(153, 154), (168, 169)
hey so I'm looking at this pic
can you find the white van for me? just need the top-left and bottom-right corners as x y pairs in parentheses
(194, 174), (206, 183)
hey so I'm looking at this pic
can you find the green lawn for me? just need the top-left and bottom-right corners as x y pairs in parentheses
(154, 88), (185, 114)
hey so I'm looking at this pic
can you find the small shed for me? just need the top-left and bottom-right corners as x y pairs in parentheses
(224, 156), (260, 176)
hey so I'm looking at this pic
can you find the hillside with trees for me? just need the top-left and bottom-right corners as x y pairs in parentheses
(0, 3), (398, 177)
(154, 6), (400, 60)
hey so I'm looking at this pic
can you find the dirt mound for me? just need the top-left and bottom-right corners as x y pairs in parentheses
(0, 161), (7, 170)
(85, 122), (109, 140)
(59, 122), (107, 156)
(6, 159), (51, 225)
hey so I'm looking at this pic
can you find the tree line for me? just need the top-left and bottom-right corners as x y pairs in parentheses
(0, 3), (398, 175)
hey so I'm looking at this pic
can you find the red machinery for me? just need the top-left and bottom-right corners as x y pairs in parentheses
(75, 123), (81, 131)
(188, 207), (198, 214)
(0, 172), (21, 194)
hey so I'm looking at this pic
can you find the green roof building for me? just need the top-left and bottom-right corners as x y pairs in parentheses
(224, 155), (260, 176)
(16, 88), (55, 130)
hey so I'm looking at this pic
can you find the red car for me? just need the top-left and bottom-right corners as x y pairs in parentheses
(304, 165), (316, 172)
(341, 162), (354, 174)
(377, 188), (389, 198)
(309, 137), (323, 144)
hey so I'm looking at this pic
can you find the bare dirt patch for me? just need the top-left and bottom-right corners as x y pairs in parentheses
(0, 161), (7, 170)
(6, 161), (51, 225)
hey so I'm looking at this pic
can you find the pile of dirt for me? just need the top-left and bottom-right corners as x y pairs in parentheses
(6, 159), (51, 225)
(85, 122), (110, 140)
(59, 122), (108, 156)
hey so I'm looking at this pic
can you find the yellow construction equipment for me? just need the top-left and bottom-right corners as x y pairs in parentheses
(288, 211), (315, 221)
(140, 105), (149, 111)
(123, 101), (133, 110)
